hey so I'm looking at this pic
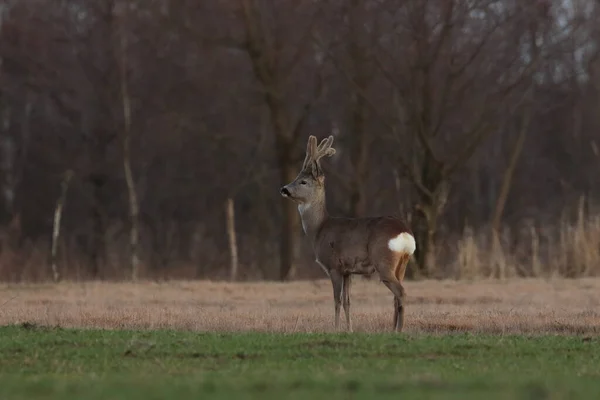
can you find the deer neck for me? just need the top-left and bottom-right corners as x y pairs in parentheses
(298, 192), (328, 242)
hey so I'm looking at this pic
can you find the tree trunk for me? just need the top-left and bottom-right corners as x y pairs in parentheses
(118, 12), (140, 281)
(122, 118), (139, 281)
(50, 170), (73, 282)
(0, 105), (15, 223)
(239, 0), (319, 280)
(89, 172), (107, 279)
(226, 197), (239, 281)
(412, 199), (440, 279)
(279, 162), (299, 281)
(347, 0), (370, 218)
(408, 150), (448, 278)
(492, 97), (534, 237)
(348, 93), (368, 217)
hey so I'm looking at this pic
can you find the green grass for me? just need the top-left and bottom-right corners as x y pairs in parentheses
(0, 324), (599, 399)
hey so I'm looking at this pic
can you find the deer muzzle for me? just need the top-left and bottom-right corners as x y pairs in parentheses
(280, 186), (291, 197)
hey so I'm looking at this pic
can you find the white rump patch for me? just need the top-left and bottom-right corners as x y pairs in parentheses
(388, 232), (416, 255)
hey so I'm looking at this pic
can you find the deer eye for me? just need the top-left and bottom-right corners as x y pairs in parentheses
(300, 180), (307, 185)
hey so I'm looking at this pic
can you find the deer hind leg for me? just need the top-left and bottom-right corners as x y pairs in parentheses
(378, 265), (407, 333)
(393, 254), (411, 332)
(342, 274), (352, 332)
(393, 297), (403, 332)
(329, 270), (344, 331)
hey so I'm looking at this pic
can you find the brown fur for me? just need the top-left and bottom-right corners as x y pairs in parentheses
(395, 253), (411, 282)
(280, 135), (415, 332)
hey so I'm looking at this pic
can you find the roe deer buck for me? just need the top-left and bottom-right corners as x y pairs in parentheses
(280, 135), (416, 332)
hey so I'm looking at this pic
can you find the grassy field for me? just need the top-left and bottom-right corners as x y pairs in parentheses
(0, 324), (599, 399)
(1, 278), (600, 399)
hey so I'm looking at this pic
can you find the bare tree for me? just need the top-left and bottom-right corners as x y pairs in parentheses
(226, 197), (239, 281)
(342, 0), (544, 276)
(50, 170), (74, 282)
(238, 0), (325, 280)
(0, 0), (600, 282)
(491, 2), (554, 238)
(116, 4), (140, 281)
(331, 0), (380, 217)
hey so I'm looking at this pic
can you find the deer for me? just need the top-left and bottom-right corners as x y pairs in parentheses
(280, 135), (416, 332)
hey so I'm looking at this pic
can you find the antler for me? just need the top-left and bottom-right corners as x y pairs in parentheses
(302, 135), (336, 176)
(314, 135), (336, 162)
(302, 135), (318, 170)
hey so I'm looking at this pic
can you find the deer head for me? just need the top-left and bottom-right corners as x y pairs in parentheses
(280, 135), (336, 204)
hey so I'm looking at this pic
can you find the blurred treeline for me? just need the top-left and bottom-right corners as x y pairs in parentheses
(0, 0), (599, 281)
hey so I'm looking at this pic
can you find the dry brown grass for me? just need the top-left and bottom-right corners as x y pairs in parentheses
(1, 278), (600, 335)
(450, 209), (600, 280)
(2, 201), (600, 282)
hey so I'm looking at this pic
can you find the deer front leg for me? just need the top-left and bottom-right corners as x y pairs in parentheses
(330, 270), (343, 331)
(342, 274), (352, 332)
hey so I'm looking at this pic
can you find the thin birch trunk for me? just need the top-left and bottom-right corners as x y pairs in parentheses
(118, 11), (140, 281)
(51, 170), (73, 282)
(226, 197), (239, 281)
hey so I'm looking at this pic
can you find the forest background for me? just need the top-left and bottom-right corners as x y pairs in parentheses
(0, 0), (599, 283)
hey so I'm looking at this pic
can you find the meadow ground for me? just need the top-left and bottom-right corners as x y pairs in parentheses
(1, 278), (600, 399)
(1, 277), (600, 334)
